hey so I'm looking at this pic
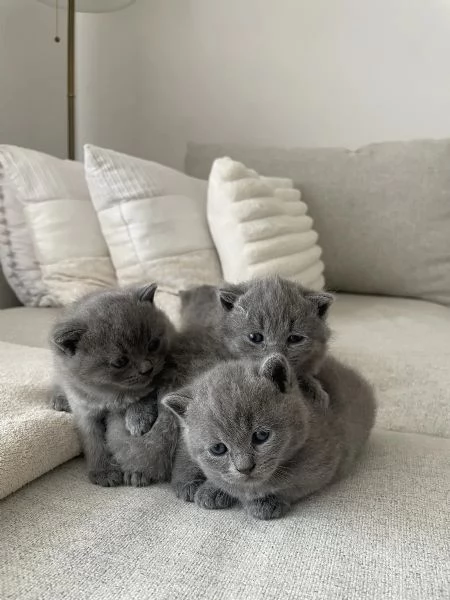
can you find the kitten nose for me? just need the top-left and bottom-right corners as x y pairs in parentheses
(139, 360), (153, 375)
(235, 462), (255, 475)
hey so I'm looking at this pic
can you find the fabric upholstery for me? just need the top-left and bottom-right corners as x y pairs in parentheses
(0, 307), (59, 347)
(329, 294), (450, 438)
(186, 139), (450, 306)
(84, 145), (222, 294)
(0, 145), (116, 306)
(0, 341), (80, 500)
(207, 157), (324, 288)
(1, 430), (449, 600)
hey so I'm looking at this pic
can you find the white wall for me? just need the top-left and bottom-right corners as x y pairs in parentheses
(4, 1), (449, 167)
(75, 4), (140, 160)
(0, 0), (66, 157)
(128, 0), (450, 170)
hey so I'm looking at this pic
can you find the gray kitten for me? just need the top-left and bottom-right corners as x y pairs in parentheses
(50, 283), (174, 487)
(180, 276), (333, 407)
(164, 354), (376, 519)
(104, 326), (231, 486)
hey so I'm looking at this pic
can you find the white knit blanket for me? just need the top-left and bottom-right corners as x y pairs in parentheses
(0, 341), (80, 499)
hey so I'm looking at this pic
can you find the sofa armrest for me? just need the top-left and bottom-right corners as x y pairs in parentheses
(0, 267), (20, 308)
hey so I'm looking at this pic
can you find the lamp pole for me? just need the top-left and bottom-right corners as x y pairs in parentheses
(67, 0), (75, 159)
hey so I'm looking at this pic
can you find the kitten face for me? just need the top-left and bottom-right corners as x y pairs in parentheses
(218, 276), (333, 373)
(164, 355), (310, 493)
(51, 284), (173, 395)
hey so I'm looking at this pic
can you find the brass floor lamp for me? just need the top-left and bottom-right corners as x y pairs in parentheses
(37, 0), (135, 160)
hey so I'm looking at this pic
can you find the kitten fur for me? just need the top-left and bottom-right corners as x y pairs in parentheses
(50, 283), (174, 487)
(179, 276), (334, 406)
(104, 325), (232, 487)
(164, 354), (376, 519)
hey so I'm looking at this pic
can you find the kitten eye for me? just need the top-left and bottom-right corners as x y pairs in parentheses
(148, 338), (160, 352)
(252, 430), (270, 445)
(287, 334), (306, 345)
(210, 443), (228, 456)
(111, 355), (129, 369)
(248, 332), (264, 344)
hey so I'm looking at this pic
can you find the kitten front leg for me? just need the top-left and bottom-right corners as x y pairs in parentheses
(77, 411), (123, 487)
(124, 395), (158, 436)
(194, 481), (236, 510)
(171, 441), (206, 502)
(298, 374), (329, 410)
(245, 495), (290, 520)
(51, 385), (71, 412)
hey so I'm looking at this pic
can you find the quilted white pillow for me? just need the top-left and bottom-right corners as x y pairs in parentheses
(84, 145), (222, 295)
(0, 146), (116, 306)
(207, 157), (325, 290)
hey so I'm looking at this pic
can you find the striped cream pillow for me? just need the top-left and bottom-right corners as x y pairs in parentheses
(207, 157), (325, 290)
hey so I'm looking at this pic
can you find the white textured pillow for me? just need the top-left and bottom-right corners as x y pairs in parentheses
(0, 146), (116, 306)
(0, 169), (48, 306)
(207, 157), (325, 289)
(84, 145), (222, 295)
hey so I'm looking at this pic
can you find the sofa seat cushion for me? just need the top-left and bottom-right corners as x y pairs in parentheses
(1, 429), (448, 600)
(0, 307), (59, 347)
(0, 293), (449, 438)
(330, 294), (450, 438)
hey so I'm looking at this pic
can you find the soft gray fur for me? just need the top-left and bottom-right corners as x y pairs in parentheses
(164, 354), (376, 519)
(180, 276), (334, 407)
(104, 326), (231, 486)
(50, 283), (175, 487)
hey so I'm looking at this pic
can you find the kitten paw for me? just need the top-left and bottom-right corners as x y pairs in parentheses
(123, 471), (153, 487)
(194, 483), (236, 510)
(125, 407), (157, 436)
(175, 479), (204, 502)
(88, 468), (123, 487)
(299, 375), (329, 410)
(52, 392), (71, 412)
(246, 495), (290, 520)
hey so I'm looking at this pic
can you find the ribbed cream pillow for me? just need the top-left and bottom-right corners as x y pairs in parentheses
(84, 145), (222, 296)
(0, 146), (116, 306)
(207, 157), (325, 289)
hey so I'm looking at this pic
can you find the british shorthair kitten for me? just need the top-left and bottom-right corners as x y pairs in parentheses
(180, 276), (334, 407)
(50, 283), (174, 487)
(104, 324), (233, 487)
(164, 354), (376, 519)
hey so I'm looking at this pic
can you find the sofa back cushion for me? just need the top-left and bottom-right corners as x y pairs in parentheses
(186, 139), (450, 306)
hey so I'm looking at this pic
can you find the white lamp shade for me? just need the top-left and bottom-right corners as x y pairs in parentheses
(37, 0), (135, 13)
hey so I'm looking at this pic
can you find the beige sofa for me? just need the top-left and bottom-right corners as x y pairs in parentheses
(1, 143), (450, 600)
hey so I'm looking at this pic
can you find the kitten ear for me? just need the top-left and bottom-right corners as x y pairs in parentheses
(51, 321), (87, 356)
(260, 354), (291, 394)
(218, 282), (248, 312)
(218, 289), (239, 312)
(162, 389), (192, 419)
(306, 292), (334, 319)
(138, 282), (158, 304)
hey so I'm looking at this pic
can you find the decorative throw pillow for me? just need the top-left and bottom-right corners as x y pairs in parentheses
(0, 146), (116, 306)
(84, 144), (222, 295)
(0, 166), (48, 306)
(207, 157), (325, 289)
